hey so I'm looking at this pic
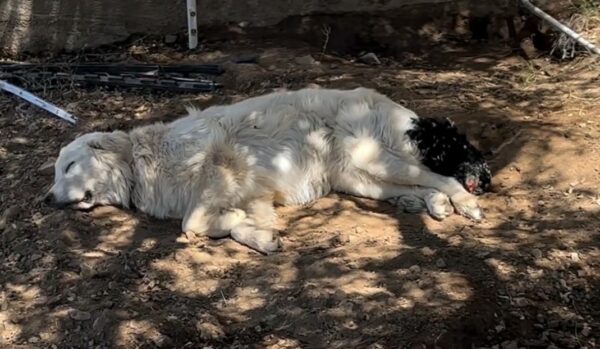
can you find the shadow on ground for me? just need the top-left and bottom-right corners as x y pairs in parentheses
(0, 41), (599, 348)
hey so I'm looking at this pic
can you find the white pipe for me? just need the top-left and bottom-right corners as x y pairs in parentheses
(520, 0), (600, 55)
(0, 80), (77, 125)
(186, 0), (198, 50)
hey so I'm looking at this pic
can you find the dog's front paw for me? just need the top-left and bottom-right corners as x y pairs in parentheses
(253, 229), (282, 255)
(260, 235), (282, 255)
(425, 191), (453, 220)
(450, 192), (483, 221)
(231, 226), (282, 255)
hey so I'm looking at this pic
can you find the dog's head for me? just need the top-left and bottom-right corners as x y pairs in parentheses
(453, 150), (491, 195)
(44, 131), (133, 210)
(408, 117), (492, 195)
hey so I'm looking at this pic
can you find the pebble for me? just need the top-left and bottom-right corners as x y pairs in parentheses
(532, 249), (543, 259)
(421, 247), (436, 257)
(33, 295), (48, 306)
(359, 52), (381, 65)
(0, 205), (21, 230)
(581, 324), (591, 337)
(164, 34), (177, 44)
(92, 310), (111, 335)
(501, 340), (518, 349)
(295, 55), (317, 66)
(513, 297), (530, 307)
(436, 258), (447, 268)
(570, 252), (580, 262)
(409, 265), (421, 274)
(28, 336), (40, 343)
(69, 309), (92, 321)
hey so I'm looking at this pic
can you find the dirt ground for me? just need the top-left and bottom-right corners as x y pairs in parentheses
(1, 19), (600, 349)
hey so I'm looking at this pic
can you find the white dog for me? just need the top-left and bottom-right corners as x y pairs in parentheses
(45, 87), (490, 254)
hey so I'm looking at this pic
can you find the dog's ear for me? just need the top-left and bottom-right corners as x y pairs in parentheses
(88, 131), (132, 160)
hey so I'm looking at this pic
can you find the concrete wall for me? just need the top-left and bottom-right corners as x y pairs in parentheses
(0, 0), (512, 56)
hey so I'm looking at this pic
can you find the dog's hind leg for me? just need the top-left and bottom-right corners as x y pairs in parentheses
(182, 205), (246, 239)
(183, 199), (281, 254)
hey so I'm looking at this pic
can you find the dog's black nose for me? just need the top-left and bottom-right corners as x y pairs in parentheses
(44, 193), (54, 205)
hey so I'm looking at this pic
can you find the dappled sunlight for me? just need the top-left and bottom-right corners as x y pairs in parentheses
(216, 286), (268, 320)
(485, 258), (518, 281)
(0, 310), (22, 345)
(115, 320), (167, 348)
(150, 247), (237, 297)
(1, 20), (600, 347)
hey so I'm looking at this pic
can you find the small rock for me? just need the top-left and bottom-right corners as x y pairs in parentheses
(149, 330), (171, 348)
(164, 34), (177, 44)
(0, 205), (21, 230)
(92, 309), (111, 335)
(520, 38), (538, 59)
(33, 295), (48, 306)
(28, 336), (40, 343)
(581, 324), (591, 337)
(196, 313), (225, 340)
(570, 252), (580, 262)
(476, 251), (491, 258)
(295, 55), (317, 66)
(513, 297), (530, 307)
(69, 309), (92, 321)
(409, 265), (421, 274)
(421, 247), (436, 256)
(532, 249), (543, 259)
(359, 52), (381, 65)
(501, 340), (518, 349)
(436, 258), (447, 268)
(38, 157), (56, 175)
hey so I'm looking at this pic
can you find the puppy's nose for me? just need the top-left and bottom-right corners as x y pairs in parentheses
(44, 193), (54, 205)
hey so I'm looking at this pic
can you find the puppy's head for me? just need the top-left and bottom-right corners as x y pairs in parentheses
(408, 117), (492, 195)
(44, 131), (133, 210)
(454, 154), (491, 195)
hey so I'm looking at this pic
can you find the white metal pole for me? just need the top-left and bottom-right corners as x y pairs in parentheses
(0, 80), (77, 125)
(187, 0), (198, 50)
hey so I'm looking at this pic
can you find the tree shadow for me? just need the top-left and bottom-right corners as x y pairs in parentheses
(0, 43), (599, 349)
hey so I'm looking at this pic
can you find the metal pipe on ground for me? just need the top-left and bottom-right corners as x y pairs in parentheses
(519, 0), (600, 56)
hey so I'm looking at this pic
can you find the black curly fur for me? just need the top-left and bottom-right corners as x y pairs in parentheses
(407, 117), (491, 195)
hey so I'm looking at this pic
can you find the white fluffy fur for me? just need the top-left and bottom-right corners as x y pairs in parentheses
(47, 87), (481, 253)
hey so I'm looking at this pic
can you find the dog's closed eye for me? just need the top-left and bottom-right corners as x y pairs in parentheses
(65, 161), (75, 173)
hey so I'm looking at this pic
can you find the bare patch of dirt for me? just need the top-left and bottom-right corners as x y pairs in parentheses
(1, 35), (599, 349)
